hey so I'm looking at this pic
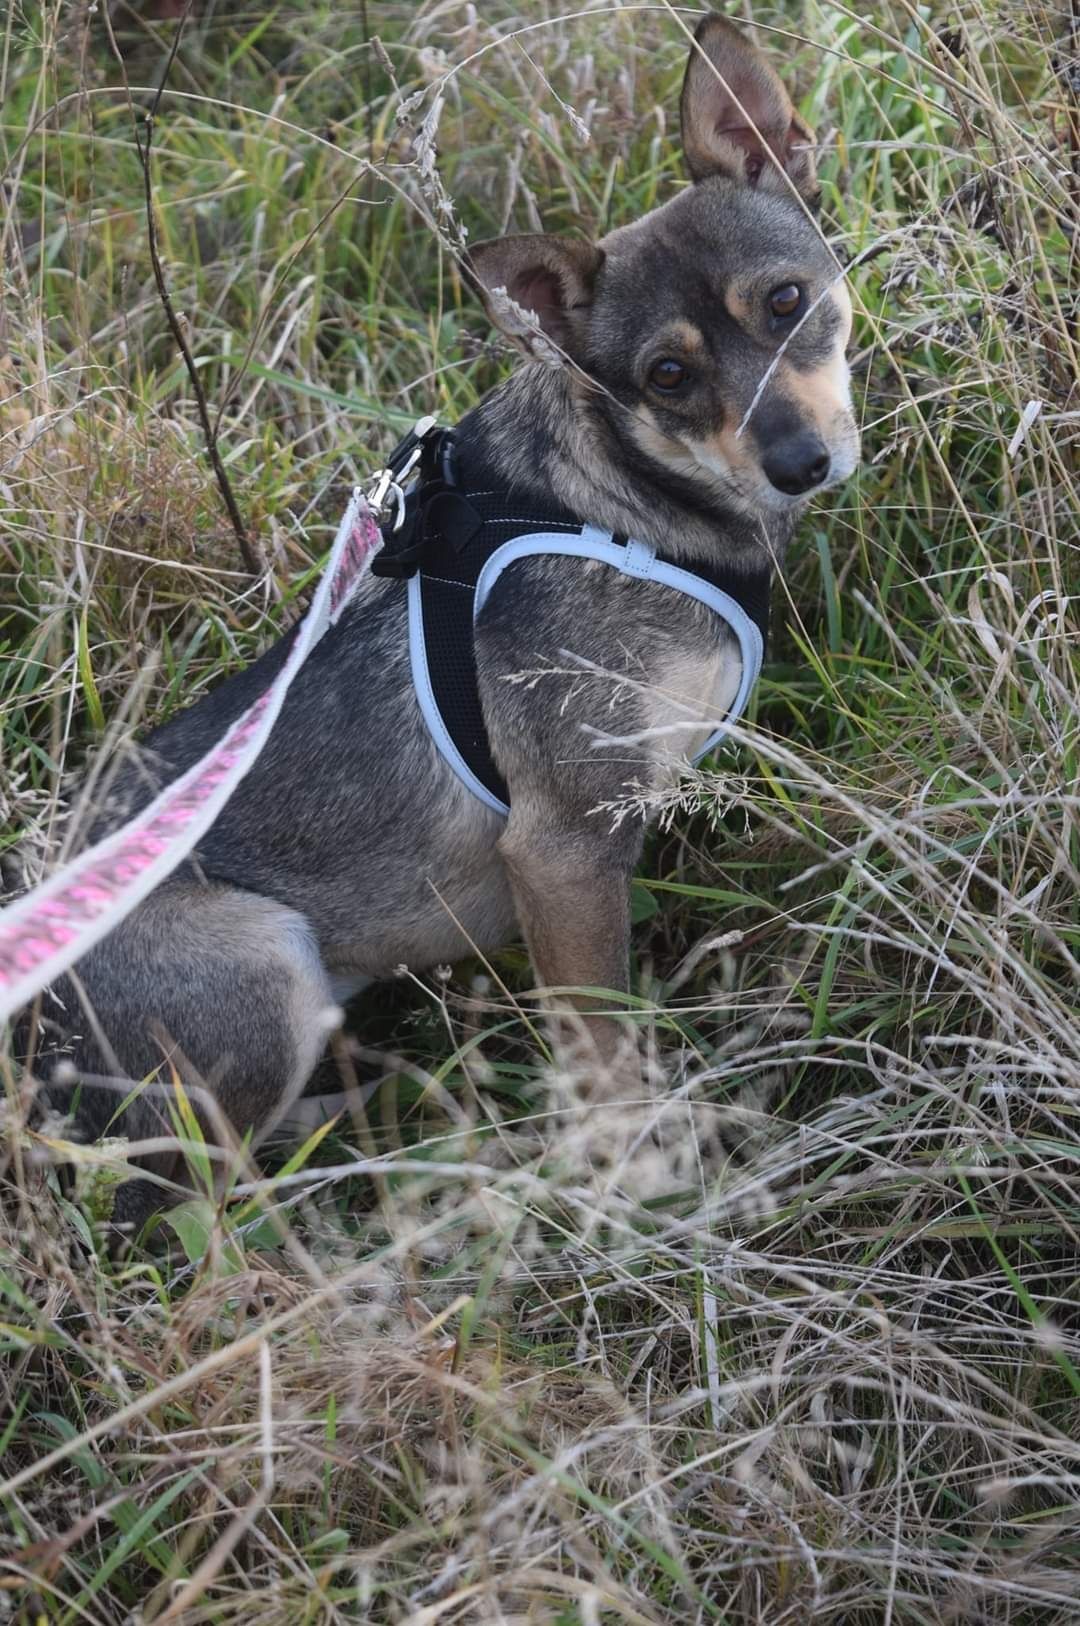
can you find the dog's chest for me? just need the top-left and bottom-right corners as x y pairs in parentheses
(645, 626), (743, 777)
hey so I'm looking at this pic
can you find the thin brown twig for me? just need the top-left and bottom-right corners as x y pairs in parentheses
(131, 1), (259, 576)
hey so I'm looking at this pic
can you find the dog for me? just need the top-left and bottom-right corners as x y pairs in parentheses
(24, 14), (859, 1230)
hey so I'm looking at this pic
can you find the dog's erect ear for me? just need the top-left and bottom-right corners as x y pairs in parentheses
(680, 14), (818, 205)
(465, 235), (604, 359)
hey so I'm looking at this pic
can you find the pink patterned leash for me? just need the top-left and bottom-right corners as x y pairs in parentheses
(0, 491), (383, 1026)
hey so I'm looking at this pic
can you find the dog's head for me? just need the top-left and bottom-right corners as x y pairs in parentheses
(467, 14), (859, 516)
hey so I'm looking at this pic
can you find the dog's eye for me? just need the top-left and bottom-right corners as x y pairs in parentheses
(649, 358), (688, 392)
(768, 283), (803, 320)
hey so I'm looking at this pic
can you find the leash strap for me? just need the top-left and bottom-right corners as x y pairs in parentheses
(0, 492), (383, 1026)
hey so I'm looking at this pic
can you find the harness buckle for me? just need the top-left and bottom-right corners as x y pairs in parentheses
(390, 414), (439, 474)
(369, 416), (459, 579)
(365, 414), (441, 530)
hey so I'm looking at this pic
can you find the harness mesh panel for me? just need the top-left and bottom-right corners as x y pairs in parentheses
(417, 493), (584, 807)
(378, 433), (772, 809)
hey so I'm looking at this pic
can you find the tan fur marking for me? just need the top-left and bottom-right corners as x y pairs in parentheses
(782, 363), (841, 417)
(636, 319), (707, 370)
(664, 319), (708, 354)
(627, 411), (786, 514)
(777, 289), (856, 439)
(779, 347), (851, 435)
(629, 414), (754, 504)
(833, 280), (854, 344)
(723, 286), (755, 325)
(646, 639), (742, 770)
(698, 425), (759, 475)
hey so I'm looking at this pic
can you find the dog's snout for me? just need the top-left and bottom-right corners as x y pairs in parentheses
(762, 433), (831, 497)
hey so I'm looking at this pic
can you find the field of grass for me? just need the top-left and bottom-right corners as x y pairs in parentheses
(1, 1), (1078, 1620)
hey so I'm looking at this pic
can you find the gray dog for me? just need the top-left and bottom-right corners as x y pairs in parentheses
(26, 15), (859, 1229)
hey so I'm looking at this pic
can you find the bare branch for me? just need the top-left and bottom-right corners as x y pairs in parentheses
(131, 1), (259, 577)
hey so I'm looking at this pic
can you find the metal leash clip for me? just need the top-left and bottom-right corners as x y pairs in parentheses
(365, 414), (439, 534)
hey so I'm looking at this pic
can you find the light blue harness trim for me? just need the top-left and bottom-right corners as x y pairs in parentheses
(408, 570), (509, 815)
(410, 523), (764, 817)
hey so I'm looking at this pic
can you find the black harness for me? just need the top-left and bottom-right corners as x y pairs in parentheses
(370, 420), (771, 812)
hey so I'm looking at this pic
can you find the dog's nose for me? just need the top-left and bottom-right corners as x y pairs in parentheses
(762, 434), (831, 496)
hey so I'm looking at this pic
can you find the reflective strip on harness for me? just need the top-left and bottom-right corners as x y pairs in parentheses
(411, 522), (765, 817)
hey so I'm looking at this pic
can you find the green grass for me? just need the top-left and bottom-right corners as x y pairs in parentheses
(2, 1), (1078, 1620)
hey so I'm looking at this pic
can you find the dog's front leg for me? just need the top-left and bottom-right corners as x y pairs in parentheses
(498, 812), (641, 1080)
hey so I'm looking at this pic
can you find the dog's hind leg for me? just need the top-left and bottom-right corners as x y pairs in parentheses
(33, 880), (341, 1235)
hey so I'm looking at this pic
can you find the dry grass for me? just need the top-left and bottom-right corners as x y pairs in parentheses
(1, 1), (1078, 1620)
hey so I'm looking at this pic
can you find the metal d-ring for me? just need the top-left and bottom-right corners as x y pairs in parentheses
(367, 469), (408, 530)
